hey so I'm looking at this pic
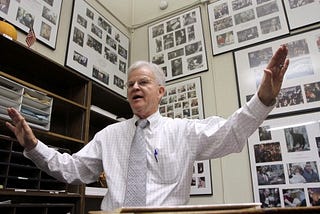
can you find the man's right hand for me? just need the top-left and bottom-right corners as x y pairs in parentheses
(6, 107), (38, 151)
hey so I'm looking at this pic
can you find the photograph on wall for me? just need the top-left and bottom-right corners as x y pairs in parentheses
(65, 0), (129, 97)
(159, 77), (213, 195)
(234, 28), (320, 117)
(148, 7), (208, 82)
(207, 0), (289, 55)
(248, 111), (320, 207)
(282, 0), (320, 30)
(0, 0), (62, 48)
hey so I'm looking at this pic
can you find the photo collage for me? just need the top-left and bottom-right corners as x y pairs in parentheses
(208, 0), (289, 55)
(235, 28), (320, 117)
(159, 77), (203, 120)
(0, 0), (62, 48)
(148, 7), (208, 82)
(249, 111), (320, 207)
(66, 0), (129, 97)
(159, 77), (212, 195)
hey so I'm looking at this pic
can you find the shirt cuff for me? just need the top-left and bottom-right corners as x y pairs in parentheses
(246, 93), (275, 119)
(23, 140), (51, 162)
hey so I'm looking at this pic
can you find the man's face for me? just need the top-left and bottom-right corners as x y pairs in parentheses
(127, 66), (165, 119)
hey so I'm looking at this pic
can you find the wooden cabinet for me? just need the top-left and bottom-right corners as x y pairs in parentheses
(0, 35), (132, 213)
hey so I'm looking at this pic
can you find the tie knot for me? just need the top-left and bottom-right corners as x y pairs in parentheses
(136, 119), (148, 129)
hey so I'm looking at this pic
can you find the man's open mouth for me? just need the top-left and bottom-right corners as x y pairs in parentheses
(133, 95), (143, 100)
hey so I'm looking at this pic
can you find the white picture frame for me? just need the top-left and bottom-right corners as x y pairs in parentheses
(65, 0), (130, 98)
(207, 0), (289, 55)
(159, 77), (213, 195)
(148, 7), (208, 82)
(248, 111), (320, 207)
(234, 28), (320, 117)
(282, 0), (320, 30)
(0, 0), (62, 49)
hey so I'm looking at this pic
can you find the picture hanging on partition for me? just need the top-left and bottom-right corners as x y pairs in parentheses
(234, 28), (320, 117)
(148, 7), (208, 82)
(207, 0), (289, 55)
(282, 0), (320, 30)
(0, 0), (62, 49)
(65, 0), (129, 97)
(248, 111), (320, 207)
(159, 76), (213, 195)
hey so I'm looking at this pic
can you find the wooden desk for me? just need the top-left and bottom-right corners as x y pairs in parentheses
(89, 203), (320, 214)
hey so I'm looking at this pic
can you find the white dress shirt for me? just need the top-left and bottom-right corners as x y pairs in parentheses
(24, 93), (274, 211)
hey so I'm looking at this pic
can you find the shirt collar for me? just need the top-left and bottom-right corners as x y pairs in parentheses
(132, 111), (162, 130)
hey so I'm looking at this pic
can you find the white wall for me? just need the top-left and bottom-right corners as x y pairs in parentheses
(10, 0), (254, 206)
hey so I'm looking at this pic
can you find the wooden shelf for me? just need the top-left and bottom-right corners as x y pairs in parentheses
(0, 35), (131, 213)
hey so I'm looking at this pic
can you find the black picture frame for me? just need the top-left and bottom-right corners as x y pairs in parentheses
(160, 76), (213, 195)
(207, 0), (289, 55)
(65, 0), (130, 98)
(248, 111), (320, 207)
(148, 7), (208, 82)
(282, 0), (320, 30)
(0, 0), (62, 49)
(234, 28), (320, 117)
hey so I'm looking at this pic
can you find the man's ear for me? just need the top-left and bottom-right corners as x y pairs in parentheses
(159, 85), (165, 94)
(158, 85), (165, 99)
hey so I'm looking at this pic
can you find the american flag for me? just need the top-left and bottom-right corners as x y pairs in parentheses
(25, 28), (36, 47)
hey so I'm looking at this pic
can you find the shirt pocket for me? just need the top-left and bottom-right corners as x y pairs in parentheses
(152, 151), (184, 184)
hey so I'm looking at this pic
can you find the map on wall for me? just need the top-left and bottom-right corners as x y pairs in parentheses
(65, 0), (130, 98)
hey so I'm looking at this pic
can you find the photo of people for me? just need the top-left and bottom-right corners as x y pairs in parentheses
(0, 0), (10, 14)
(259, 125), (272, 141)
(40, 21), (51, 40)
(254, 142), (282, 163)
(284, 125), (310, 152)
(256, 165), (285, 186)
(283, 188), (306, 207)
(259, 188), (281, 208)
(308, 188), (320, 206)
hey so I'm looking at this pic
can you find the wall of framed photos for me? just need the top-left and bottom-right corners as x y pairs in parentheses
(232, 1), (320, 209)
(130, 0), (320, 207)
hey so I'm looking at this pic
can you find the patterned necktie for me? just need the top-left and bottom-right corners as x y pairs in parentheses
(124, 119), (149, 207)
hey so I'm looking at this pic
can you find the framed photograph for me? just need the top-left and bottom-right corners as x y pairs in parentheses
(207, 0), (289, 55)
(234, 28), (320, 117)
(282, 0), (320, 30)
(248, 111), (320, 207)
(148, 7), (208, 82)
(0, 0), (62, 49)
(65, 0), (130, 97)
(159, 77), (213, 195)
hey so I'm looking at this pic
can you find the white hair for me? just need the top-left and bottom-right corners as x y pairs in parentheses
(127, 61), (166, 86)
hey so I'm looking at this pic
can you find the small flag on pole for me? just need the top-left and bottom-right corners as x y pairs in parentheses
(25, 27), (36, 47)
